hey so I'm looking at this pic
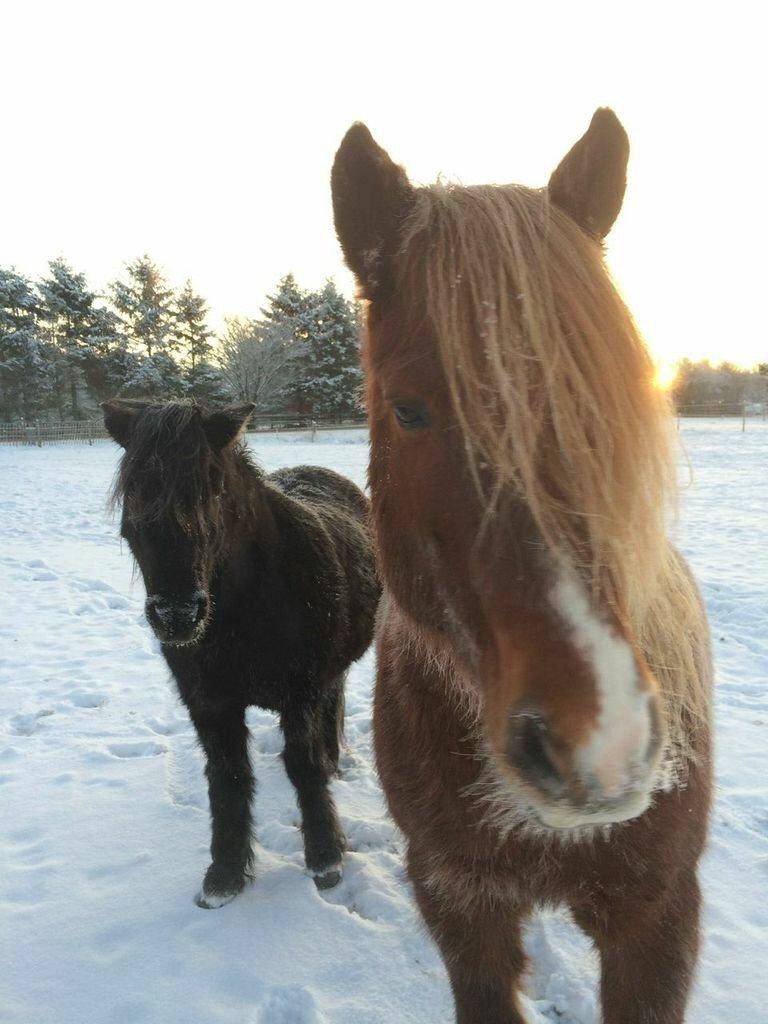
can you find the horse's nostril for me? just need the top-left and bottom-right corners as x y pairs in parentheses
(507, 714), (563, 795)
(145, 594), (209, 638)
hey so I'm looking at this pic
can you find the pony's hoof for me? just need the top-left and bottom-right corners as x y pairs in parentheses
(195, 888), (238, 909)
(195, 862), (246, 908)
(312, 864), (343, 890)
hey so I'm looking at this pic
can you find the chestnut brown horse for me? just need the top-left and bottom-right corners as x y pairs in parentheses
(331, 110), (712, 1023)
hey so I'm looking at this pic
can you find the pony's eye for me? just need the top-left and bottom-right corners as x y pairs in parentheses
(393, 402), (430, 430)
(210, 467), (224, 496)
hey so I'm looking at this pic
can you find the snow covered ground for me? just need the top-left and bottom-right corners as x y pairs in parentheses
(1, 421), (766, 1024)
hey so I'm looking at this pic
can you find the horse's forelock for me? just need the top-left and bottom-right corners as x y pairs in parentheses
(380, 182), (709, 759)
(110, 402), (220, 531)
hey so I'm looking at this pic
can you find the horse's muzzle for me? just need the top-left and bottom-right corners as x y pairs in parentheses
(506, 698), (663, 829)
(145, 592), (210, 645)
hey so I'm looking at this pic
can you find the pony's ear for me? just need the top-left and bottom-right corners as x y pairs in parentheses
(202, 403), (255, 450)
(331, 123), (414, 296)
(548, 108), (629, 239)
(101, 400), (141, 448)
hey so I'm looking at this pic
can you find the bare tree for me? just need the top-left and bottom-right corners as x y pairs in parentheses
(217, 317), (305, 409)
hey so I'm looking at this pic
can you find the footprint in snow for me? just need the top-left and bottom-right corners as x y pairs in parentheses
(145, 715), (190, 737)
(9, 709), (55, 736)
(107, 740), (167, 759)
(251, 985), (328, 1024)
(68, 689), (109, 709)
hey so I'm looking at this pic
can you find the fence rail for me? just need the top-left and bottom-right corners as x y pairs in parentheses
(0, 414), (368, 446)
(2, 405), (764, 446)
(675, 402), (767, 431)
(0, 420), (109, 446)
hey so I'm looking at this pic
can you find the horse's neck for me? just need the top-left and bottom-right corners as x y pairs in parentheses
(220, 460), (280, 562)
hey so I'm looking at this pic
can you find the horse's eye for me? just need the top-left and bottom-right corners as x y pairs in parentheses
(393, 402), (430, 430)
(209, 468), (224, 499)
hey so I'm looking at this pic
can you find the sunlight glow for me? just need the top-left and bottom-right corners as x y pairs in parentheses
(653, 361), (679, 392)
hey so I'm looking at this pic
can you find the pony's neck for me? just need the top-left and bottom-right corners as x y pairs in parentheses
(219, 448), (279, 558)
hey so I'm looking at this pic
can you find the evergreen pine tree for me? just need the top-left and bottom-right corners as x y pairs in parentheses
(82, 304), (125, 401)
(38, 258), (98, 417)
(260, 274), (314, 411)
(262, 273), (310, 325)
(304, 280), (363, 417)
(111, 256), (174, 359)
(110, 256), (181, 397)
(171, 280), (225, 401)
(0, 268), (55, 421)
(172, 280), (215, 369)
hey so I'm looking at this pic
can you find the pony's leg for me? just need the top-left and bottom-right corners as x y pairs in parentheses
(571, 867), (701, 1024)
(281, 704), (346, 889)
(190, 706), (254, 909)
(321, 674), (345, 774)
(411, 876), (528, 1024)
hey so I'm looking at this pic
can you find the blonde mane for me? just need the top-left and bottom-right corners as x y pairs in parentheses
(395, 183), (711, 755)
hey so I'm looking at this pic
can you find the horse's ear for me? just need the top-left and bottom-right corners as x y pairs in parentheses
(548, 108), (629, 239)
(101, 400), (141, 448)
(331, 123), (414, 297)
(202, 403), (255, 451)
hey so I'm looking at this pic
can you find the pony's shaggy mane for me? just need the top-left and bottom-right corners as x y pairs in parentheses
(394, 183), (710, 756)
(109, 402), (255, 539)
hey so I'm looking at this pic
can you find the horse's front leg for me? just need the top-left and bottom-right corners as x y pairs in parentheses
(190, 705), (255, 908)
(571, 866), (701, 1024)
(281, 701), (346, 889)
(410, 862), (529, 1024)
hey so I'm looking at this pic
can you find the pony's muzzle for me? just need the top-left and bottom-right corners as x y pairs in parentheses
(506, 699), (663, 829)
(145, 592), (210, 645)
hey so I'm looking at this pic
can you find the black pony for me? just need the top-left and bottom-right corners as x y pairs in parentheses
(102, 400), (379, 907)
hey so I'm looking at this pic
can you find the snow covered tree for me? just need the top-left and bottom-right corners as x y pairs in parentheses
(0, 268), (55, 421)
(110, 256), (182, 398)
(80, 304), (126, 401)
(262, 273), (311, 327)
(172, 280), (215, 370)
(38, 258), (99, 417)
(259, 274), (317, 410)
(304, 280), (363, 417)
(218, 317), (305, 408)
(169, 280), (225, 401)
(38, 259), (129, 408)
(185, 360), (228, 403)
(111, 256), (174, 359)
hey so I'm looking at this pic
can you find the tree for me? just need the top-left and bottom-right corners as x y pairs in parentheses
(672, 358), (767, 410)
(260, 274), (315, 411)
(218, 317), (305, 408)
(170, 279), (225, 401)
(262, 272), (311, 326)
(38, 258), (103, 417)
(110, 256), (182, 398)
(111, 256), (174, 359)
(0, 268), (55, 420)
(172, 280), (215, 370)
(304, 280), (363, 417)
(80, 304), (126, 402)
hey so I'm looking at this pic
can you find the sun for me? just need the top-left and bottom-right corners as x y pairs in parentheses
(653, 360), (678, 392)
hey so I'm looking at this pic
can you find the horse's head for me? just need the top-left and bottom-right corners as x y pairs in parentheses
(332, 111), (674, 830)
(103, 400), (254, 646)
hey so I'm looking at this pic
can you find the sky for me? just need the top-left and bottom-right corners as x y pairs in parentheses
(2, 1), (765, 377)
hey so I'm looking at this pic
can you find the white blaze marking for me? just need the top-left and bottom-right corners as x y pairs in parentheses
(550, 566), (652, 797)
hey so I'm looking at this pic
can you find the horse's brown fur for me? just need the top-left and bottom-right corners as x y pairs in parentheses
(332, 111), (713, 1022)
